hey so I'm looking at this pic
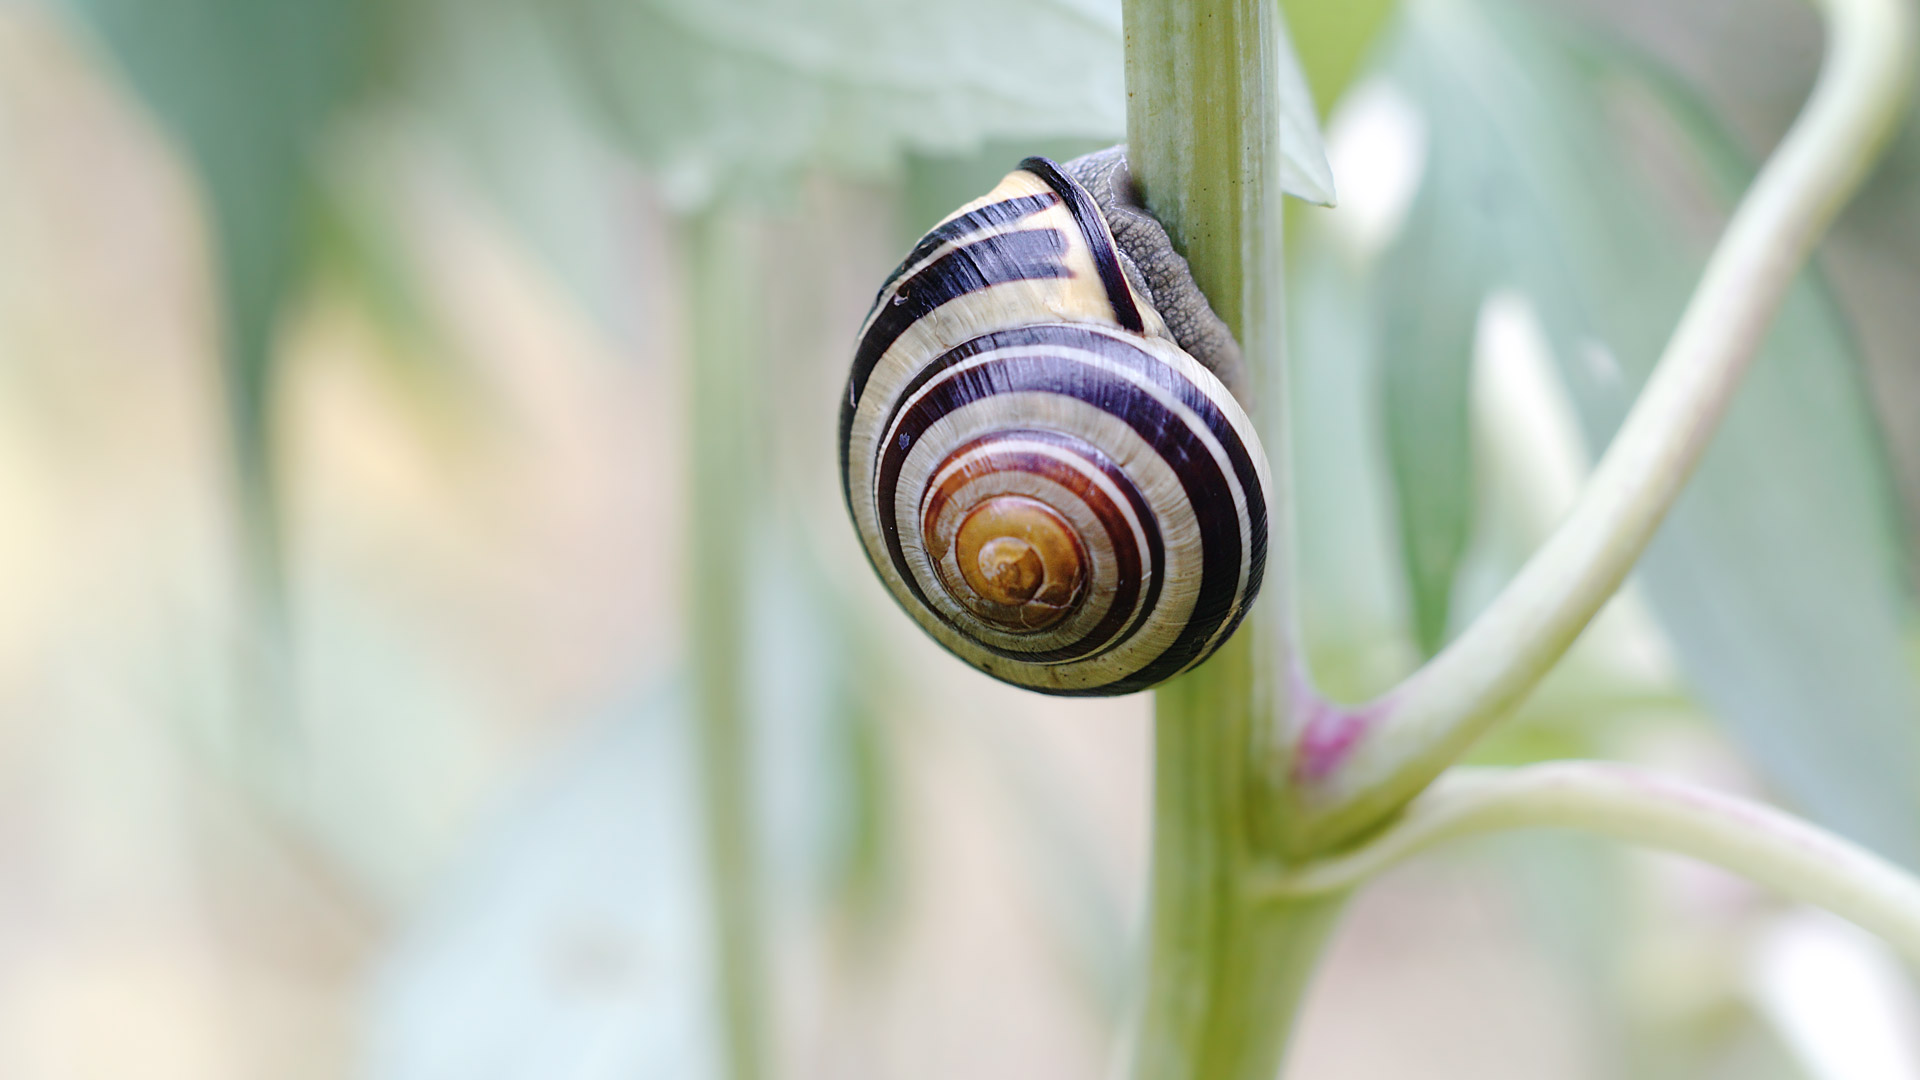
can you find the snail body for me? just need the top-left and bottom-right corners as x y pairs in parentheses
(839, 148), (1271, 696)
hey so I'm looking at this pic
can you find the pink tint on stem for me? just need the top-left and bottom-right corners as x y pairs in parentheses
(1291, 690), (1391, 783)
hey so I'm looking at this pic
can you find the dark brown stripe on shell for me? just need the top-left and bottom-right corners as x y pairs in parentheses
(839, 228), (1073, 498)
(1019, 156), (1145, 335)
(871, 326), (1265, 694)
(876, 192), (1058, 298)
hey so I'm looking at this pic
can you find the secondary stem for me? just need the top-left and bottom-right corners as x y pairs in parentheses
(1126, 1), (1332, 1076)
(688, 208), (767, 1080)
(1265, 762), (1920, 965)
(1286, 0), (1917, 853)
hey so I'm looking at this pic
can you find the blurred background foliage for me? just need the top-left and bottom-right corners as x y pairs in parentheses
(0, 0), (1916, 1077)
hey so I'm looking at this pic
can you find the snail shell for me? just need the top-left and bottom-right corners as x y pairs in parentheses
(839, 147), (1272, 696)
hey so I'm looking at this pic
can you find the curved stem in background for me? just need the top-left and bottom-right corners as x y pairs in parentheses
(1284, 0), (1918, 853)
(1263, 762), (1920, 965)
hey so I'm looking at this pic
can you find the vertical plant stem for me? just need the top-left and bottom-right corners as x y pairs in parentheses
(1125, 1), (1338, 1076)
(688, 208), (767, 1080)
(1133, 639), (1346, 1080)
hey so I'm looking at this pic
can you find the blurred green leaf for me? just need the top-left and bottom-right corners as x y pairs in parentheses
(539, 0), (1333, 210)
(369, 689), (725, 1080)
(392, 0), (652, 345)
(970, 714), (1132, 1021)
(372, 539), (892, 1079)
(1280, 0), (1399, 116)
(309, 168), (439, 365)
(541, 0), (1126, 207)
(1368, 0), (1920, 863)
(1289, 244), (1424, 702)
(60, 0), (369, 581)
(745, 536), (905, 948)
(1284, 56), (1467, 662)
(1373, 81), (1495, 653)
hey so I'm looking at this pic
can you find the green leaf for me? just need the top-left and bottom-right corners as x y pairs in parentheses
(1289, 243), (1423, 702)
(1276, 11), (1337, 206)
(62, 0), (370, 585)
(392, 0), (649, 344)
(540, 0), (1334, 209)
(542, 0), (1124, 207)
(1370, 67), (1496, 652)
(369, 690), (727, 1080)
(370, 549), (899, 1079)
(1280, 0), (1399, 116)
(1369, 0), (1920, 864)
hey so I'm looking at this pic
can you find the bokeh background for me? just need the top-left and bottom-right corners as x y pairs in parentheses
(1, 0), (1918, 1077)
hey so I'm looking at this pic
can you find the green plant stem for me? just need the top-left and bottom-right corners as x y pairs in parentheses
(687, 208), (767, 1080)
(1125, 2), (1333, 1077)
(1134, 647), (1346, 1080)
(1286, 0), (1918, 852)
(1264, 762), (1920, 964)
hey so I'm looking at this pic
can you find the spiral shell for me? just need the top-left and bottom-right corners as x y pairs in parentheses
(839, 149), (1272, 696)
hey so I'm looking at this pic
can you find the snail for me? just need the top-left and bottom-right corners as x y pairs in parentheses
(839, 147), (1272, 696)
